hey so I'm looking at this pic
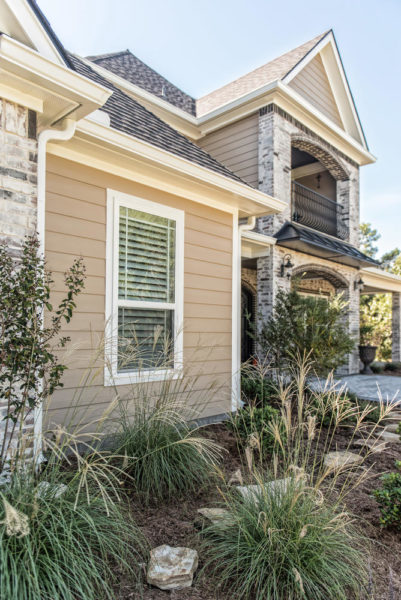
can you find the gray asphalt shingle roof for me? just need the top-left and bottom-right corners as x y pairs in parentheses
(69, 54), (247, 184)
(87, 50), (196, 116)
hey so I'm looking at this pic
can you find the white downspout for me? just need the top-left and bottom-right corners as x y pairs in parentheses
(231, 216), (257, 412)
(34, 118), (77, 461)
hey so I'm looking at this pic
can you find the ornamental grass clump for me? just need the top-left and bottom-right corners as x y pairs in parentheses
(211, 356), (399, 599)
(109, 339), (223, 503)
(0, 402), (146, 600)
(201, 475), (367, 600)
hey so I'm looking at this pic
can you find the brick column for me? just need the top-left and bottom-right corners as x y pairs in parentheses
(0, 98), (38, 463)
(392, 293), (401, 362)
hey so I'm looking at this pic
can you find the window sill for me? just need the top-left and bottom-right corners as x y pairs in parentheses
(104, 367), (183, 387)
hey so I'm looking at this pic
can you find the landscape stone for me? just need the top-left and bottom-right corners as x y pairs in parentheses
(323, 451), (363, 470)
(147, 545), (198, 590)
(36, 481), (68, 499)
(237, 477), (292, 502)
(376, 429), (401, 443)
(353, 438), (387, 453)
(384, 423), (400, 434)
(197, 507), (231, 525)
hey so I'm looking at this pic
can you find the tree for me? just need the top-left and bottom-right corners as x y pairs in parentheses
(0, 236), (86, 470)
(360, 222), (380, 258)
(258, 287), (355, 375)
(359, 223), (401, 359)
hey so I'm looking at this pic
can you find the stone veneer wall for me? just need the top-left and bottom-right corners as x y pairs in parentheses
(0, 99), (38, 254)
(0, 98), (38, 454)
(255, 104), (361, 374)
(392, 293), (401, 362)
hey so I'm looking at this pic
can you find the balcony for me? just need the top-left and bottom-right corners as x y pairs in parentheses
(291, 181), (348, 240)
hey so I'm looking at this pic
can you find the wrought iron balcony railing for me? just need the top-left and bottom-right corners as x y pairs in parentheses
(291, 181), (348, 240)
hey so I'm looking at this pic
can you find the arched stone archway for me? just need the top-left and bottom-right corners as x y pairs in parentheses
(292, 263), (349, 292)
(291, 135), (350, 181)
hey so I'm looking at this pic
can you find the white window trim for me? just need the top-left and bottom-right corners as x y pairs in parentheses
(105, 189), (184, 386)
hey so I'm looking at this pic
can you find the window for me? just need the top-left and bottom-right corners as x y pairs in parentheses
(105, 190), (184, 385)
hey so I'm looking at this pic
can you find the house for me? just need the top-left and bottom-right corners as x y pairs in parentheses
(0, 0), (400, 444)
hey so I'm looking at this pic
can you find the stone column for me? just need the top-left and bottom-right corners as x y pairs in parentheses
(0, 99), (38, 252)
(392, 292), (401, 362)
(0, 98), (38, 459)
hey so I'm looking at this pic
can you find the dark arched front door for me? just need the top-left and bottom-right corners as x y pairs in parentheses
(241, 284), (255, 363)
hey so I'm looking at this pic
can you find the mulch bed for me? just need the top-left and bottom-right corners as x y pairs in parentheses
(115, 424), (401, 600)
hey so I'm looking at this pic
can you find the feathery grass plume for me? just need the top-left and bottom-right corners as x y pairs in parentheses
(201, 474), (367, 600)
(222, 354), (400, 597)
(104, 329), (224, 503)
(0, 340), (150, 600)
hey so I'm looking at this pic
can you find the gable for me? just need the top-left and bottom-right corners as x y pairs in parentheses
(288, 53), (343, 128)
(0, 0), (69, 66)
(283, 32), (367, 148)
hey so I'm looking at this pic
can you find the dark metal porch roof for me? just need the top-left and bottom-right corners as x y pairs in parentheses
(275, 222), (379, 269)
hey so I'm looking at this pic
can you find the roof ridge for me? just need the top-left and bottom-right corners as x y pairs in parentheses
(86, 50), (131, 62)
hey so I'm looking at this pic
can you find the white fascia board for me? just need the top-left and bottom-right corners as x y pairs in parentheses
(361, 267), (401, 293)
(241, 230), (277, 246)
(0, 36), (112, 119)
(2, 0), (65, 65)
(62, 117), (287, 217)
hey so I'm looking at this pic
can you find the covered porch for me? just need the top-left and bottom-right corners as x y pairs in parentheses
(360, 267), (401, 362)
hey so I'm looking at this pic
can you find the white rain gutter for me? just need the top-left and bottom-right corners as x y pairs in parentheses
(231, 216), (257, 412)
(34, 118), (77, 461)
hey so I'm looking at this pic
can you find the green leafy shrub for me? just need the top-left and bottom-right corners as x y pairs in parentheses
(370, 362), (384, 374)
(0, 235), (85, 470)
(258, 288), (355, 374)
(373, 461), (401, 529)
(241, 371), (277, 407)
(112, 370), (222, 504)
(229, 404), (286, 455)
(201, 478), (367, 600)
(384, 361), (401, 372)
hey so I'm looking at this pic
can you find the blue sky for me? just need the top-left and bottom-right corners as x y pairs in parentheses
(39, 0), (401, 256)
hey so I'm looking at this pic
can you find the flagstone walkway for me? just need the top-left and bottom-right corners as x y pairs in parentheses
(311, 374), (401, 404)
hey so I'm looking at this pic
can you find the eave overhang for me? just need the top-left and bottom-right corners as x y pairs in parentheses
(360, 267), (401, 294)
(88, 55), (376, 166)
(275, 222), (379, 269)
(47, 117), (286, 218)
(241, 230), (276, 259)
(0, 35), (112, 127)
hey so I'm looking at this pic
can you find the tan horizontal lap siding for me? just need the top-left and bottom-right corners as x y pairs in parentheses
(289, 54), (343, 128)
(198, 114), (259, 188)
(45, 155), (233, 426)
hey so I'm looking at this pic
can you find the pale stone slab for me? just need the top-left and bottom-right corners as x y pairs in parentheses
(353, 438), (387, 453)
(324, 451), (363, 470)
(377, 429), (401, 443)
(36, 481), (67, 499)
(237, 477), (292, 502)
(147, 545), (198, 590)
(197, 507), (231, 525)
(384, 423), (400, 434)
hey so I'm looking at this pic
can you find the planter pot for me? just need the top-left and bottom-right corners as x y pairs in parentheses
(359, 345), (377, 375)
